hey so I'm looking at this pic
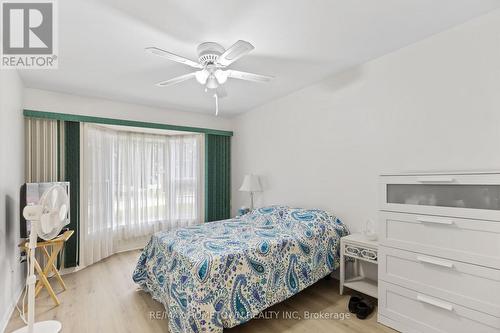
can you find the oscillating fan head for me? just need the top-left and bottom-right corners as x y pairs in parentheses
(39, 185), (69, 240)
(23, 185), (70, 241)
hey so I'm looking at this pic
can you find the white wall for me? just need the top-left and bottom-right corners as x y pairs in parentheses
(24, 88), (233, 131)
(0, 70), (25, 331)
(232, 9), (500, 232)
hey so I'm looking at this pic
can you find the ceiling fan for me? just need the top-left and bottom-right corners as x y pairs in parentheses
(145, 40), (273, 115)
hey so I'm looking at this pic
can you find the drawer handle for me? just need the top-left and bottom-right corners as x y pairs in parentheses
(416, 216), (454, 225)
(417, 294), (454, 311)
(416, 177), (455, 183)
(417, 256), (454, 268)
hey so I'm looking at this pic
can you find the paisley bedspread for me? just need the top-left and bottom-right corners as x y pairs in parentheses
(133, 205), (349, 333)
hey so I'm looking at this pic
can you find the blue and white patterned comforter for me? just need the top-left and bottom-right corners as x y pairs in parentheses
(133, 205), (349, 333)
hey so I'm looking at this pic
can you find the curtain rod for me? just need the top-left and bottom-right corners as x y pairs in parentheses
(23, 109), (233, 137)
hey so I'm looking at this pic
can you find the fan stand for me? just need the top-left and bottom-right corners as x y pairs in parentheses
(13, 220), (61, 333)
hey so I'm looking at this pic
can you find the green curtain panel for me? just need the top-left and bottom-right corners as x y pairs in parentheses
(64, 121), (80, 267)
(205, 134), (231, 222)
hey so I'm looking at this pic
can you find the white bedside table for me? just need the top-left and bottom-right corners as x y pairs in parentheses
(339, 233), (378, 298)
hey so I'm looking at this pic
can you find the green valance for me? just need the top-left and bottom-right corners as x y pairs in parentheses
(24, 109), (233, 137)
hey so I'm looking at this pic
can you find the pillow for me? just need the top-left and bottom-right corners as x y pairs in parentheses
(244, 205), (290, 225)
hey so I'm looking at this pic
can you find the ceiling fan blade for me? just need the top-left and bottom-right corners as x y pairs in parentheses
(216, 85), (228, 98)
(217, 40), (254, 66)
(145, 47), (202, 69)
(155, 72), (196, 87)
(227, 70), (273, 83)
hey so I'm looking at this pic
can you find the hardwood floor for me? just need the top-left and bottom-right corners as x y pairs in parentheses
(6, 250), (396, 333)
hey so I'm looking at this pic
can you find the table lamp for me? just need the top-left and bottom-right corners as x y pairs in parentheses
(239, 174), (262, 210)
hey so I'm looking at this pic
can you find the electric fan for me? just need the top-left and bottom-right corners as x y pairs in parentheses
(145, 40), (274, 115)
(14, 185), (69, 333)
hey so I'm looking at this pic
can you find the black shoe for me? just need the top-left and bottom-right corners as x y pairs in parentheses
(348, 295), (363, 313)
(356, 298), (375, 319)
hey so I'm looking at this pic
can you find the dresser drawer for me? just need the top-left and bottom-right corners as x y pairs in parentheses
(379, 211), (500, 269)
(379, 281), (500, 333)
(380, 172), (500, 221)
(379, 246), (500, 316)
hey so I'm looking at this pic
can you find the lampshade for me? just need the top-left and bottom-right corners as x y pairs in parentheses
(206, 75), (218, 89)
(195, 69), (209, 84)
(239, 174), (262, 192)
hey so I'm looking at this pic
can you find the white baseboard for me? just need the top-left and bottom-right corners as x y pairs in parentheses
(1, 283), (25, 333)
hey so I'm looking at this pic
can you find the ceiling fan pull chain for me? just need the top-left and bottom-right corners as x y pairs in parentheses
(214, 93), (219, 116)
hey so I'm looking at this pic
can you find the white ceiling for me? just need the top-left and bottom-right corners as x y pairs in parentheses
(19, 0), (500, 115)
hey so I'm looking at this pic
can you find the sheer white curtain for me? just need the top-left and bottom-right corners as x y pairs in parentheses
(81, 124), (203, 267)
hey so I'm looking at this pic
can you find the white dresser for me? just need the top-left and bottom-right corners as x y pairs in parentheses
(377, 171), (500, 333)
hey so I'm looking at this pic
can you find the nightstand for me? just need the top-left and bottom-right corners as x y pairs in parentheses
(339, 233), (378, 298)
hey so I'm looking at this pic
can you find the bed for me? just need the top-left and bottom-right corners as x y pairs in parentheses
(133, 205), (349, 333)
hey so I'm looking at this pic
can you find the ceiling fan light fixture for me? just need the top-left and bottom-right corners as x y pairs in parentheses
(214, 70), (228, 84)
(195, 69), (209, 84)
(206, 75), (218, 89)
